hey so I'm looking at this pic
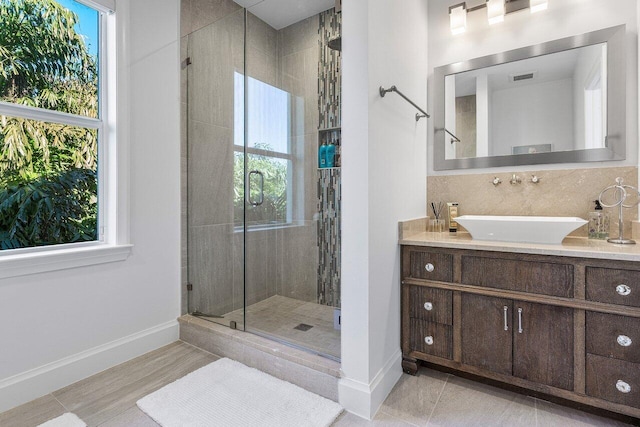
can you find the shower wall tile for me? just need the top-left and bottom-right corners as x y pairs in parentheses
(244, 230), (279, 306)
(317, 169), (341, 308)
(188, 9), (243, 128)
(317, 9), (342, 308)
(303, 133), (320, 219)
(187, 121), (234, 227)
(181, 36), (188, 100)
(318, 9), (341, 130)
(181, 270), (189, 314)
(190, 0), (242, 34)
(247, 45), (277, 87)
(276, 224), (318, 302)
(247, 12), (277, 56)
(232, 230), (244, 310)
(279, 15), (319, 58)
(427, 166), (639, 238)
(188, 223), (236, 316)
(181, 0), (192, 37)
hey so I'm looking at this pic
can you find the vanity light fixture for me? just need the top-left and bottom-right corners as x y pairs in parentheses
(529, 0), (548, 13)
(486, 0), (505, 25)
(449, 3), (467, 35)
(449, 0), (548, 35)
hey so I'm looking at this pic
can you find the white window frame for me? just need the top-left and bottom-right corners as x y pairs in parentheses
(0, 0), (131, 279)
(232, 72), (296, 230)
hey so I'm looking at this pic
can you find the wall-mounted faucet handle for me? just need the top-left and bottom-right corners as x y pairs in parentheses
(492, 177), (502, 186)
(530, 175), (541, 184)
(510, 174), (521, 185)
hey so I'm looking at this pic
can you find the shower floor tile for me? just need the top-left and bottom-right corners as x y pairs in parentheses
(223, 295), (341, 359)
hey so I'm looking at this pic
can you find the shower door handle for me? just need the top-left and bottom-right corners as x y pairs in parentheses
(247, 170), (264, 206)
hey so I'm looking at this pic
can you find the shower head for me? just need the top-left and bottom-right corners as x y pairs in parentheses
(328, 37), (341, 51)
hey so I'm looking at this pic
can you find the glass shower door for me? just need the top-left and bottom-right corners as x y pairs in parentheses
(186, 8), (246, 329)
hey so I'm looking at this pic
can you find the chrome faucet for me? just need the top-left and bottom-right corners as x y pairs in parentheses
(509, 174), (521, 185)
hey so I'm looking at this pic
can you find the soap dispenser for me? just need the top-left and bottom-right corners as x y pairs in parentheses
(326, 136), (336, 168)
(588, 200), (609, 239)
(319, 140), (327, 168)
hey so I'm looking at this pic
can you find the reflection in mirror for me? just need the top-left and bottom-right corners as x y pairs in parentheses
(444, 43), (607, 160)
(433, 25), (625, 170)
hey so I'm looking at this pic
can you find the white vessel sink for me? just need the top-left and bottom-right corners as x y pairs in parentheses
(454, 215), (588, 245)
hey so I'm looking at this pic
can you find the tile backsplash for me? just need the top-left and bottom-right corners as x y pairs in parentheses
(427, 166), (638, 237)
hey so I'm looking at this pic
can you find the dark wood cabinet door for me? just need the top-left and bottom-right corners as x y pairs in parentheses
(512, 301), (574, 390)
(461, 294), (512, 376)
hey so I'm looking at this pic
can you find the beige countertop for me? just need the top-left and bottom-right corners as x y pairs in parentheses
(400, 231), (640, 262)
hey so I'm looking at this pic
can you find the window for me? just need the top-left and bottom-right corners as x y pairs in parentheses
(233, 73), (295, 227)
(0, 0), (108, 251)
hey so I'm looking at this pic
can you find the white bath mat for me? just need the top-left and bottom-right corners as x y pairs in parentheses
(37, 413), (86, 427)
(137, 357), (343, 427)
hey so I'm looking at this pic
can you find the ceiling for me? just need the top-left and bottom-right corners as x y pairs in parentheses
(234, 0), (335, 30)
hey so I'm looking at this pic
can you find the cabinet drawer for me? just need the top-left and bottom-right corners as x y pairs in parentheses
(586, 312), (640, 363)
(406, 248), (453, 282)
(461, 255), (573, 297)
(586, 267), (640, 308)
(586, 354), (640, 409)
(408, 286), (452, 325)
(409, 319), (452, 360)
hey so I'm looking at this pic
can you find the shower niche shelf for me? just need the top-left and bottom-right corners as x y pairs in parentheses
(318, 127), (341, 169)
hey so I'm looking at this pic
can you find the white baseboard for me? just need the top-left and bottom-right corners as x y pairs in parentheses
(0, 320), (179, 413)
(338, 349), (403, 420)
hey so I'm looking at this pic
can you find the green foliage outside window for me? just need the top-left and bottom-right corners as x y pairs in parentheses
(0, 0), (98, 249)
(233, 143), (289, 226)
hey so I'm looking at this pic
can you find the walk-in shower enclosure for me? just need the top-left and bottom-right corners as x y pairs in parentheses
(182, 2), (342, 360)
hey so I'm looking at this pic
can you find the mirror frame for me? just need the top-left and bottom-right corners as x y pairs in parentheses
(433, 25), (626, 170)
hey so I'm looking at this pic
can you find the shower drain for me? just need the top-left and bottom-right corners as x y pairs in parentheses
(294, 323), (314, 331)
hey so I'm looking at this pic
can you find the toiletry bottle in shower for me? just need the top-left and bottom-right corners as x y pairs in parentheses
(588, 200), (609, 239)
(319, 140), (327, 168)
(326, 137), (336, 168)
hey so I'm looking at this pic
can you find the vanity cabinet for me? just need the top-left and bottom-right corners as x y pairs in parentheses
(460, 294), (574, 390)
(401, 245), (640, 419)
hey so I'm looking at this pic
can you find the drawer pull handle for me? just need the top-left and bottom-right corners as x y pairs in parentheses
(424, 302), (433, 311)
(616, 284), (631, 296)
(503, 306), (509, 331)
(425, 263), (435, 273)
(424, 336), (434, 345)
(517, 308), (523, 334)
(617, 335), (633, 347)
(616, 380), (631, 394)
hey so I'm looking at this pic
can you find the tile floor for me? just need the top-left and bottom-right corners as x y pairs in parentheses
(0, 341), (634, 427)
(224, 295), (341, 359)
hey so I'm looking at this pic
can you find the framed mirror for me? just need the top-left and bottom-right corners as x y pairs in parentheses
(433, 25), (626, 170)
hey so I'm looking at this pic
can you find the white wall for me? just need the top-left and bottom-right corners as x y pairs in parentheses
(340, 0), (428, 419)
(490, 78), (574, 156)
(428, 0), (638, 175)
(0, 0), (181, 411)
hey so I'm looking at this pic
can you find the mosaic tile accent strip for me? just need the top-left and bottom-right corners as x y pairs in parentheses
(318, 9), (341, 130)
(317, 168), (341, 308)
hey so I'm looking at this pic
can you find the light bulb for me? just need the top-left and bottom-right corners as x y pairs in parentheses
(486, 0), (505, 25)
(449, 3), (467, 35)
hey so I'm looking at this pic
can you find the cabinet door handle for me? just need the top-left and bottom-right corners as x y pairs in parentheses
(424, 302), (433, 311)
(503, 306), (509, 331)
(616, 284), (631, 296)
(424, 336), (434, 345)
(617, 335), (633, 347)
(425, 263), (435, 273)
(616, 380), (632, 394)
(517, 308), (523, 334)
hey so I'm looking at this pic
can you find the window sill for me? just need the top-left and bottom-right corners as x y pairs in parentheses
(0, 244), (133, 280)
